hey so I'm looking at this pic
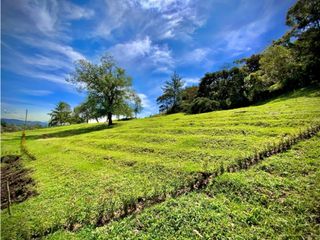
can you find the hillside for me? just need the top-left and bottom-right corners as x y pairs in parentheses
(50, 133), (320, 239)
(1, 87), (320, 239)
(1, 119), (47, 127)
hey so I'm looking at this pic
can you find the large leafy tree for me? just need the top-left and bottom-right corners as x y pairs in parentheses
(282, 0), (320, 84)
(260, 45), (300, 90)
(286, 0), (320, 34)
(67, 55), (138, 125)
(74, 94), (102, 123)
(48, 101), (72, 126)
(198, 67), (247, 109)
(157, 72), (184, 113)
(180, 86), (199, 112)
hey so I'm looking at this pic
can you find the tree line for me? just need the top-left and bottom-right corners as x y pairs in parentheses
(157, 0), (320, 114)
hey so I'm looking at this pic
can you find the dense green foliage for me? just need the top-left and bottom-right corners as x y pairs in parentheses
(1, 87), (320, 239)
(284, 0), (320, 84)
(48, 102), (72, 126)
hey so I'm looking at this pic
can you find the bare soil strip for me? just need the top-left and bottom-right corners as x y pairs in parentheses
(1, 155), (37, 209)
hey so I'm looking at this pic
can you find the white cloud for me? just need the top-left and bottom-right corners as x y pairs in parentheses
(93, 0), (130, 38)
(137, 93), (151, 108)
(1, 1), (88, 89)
(22, 70), (68, 85)
(111, 37), (152, 60)
(21, 54), (72, 71)
(184, 77), (200, 86)
(62, 1), (95, 20)
(181, 48), (211, 63)
(18, 38), (86, 62)
(19, 89), (53, 96)
(214, 1), (279, 57)
(137, 0), (181, 11)
(3, 0), (94, 38)
(23, 0), (59, 35)
(223, 19), (269, 56)
(109, 36), (174, 73)
(93, 0), (208, 40)
(1, 42), (75, 85)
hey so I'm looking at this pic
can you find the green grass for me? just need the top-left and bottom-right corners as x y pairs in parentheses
(48, 133), (320, 240)
(1, 87), (320, 239)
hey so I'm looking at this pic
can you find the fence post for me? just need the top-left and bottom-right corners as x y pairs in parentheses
(6, 181), (11, 216)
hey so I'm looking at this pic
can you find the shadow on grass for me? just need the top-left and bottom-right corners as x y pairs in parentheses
(26, 123), (117, 140)
(251, 86), (320, 107)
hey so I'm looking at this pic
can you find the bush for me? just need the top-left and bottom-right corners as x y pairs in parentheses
(190, 97), (220, 114)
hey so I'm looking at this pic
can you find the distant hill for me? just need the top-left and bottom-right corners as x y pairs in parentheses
(1, 118), (47, 127)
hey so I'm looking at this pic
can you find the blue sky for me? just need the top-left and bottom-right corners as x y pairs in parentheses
(1, 0), (296, 121)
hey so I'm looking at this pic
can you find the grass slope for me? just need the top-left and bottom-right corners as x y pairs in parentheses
(54, 132), (320, 239)
(1, 87), (320, 239)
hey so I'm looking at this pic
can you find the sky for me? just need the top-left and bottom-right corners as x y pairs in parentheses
(1, 0), (296, 121)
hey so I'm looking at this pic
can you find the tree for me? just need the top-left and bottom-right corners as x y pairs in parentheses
(157, 72), (184, 113)
(48, 102), (72, 126)
(132, 94), (142, 118)
(281, 0), (320, 84)
(180, 86), (199, 113)
(198, 67), (247, 109)
(243, 70), (268, 102)
(260, 45), (299, 90)
(286, 0), (320, 34)
(77, 94), (105, 123)
(67, 55), (137, 125)
(190, 97), (220, 114)
(114, 100), (134, 119)
(71, 105), (85, 124)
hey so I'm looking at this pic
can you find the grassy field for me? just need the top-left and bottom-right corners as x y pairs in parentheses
(1, 87), (320, 239)
(49, 132), (320, 239)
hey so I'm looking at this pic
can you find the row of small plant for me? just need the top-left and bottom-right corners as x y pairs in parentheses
(62, 124), (320, 234)
(20, 131), (36, 160)
(224, 124), (320, 174)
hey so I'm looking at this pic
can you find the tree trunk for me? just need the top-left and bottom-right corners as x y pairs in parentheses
(107, 112), (112, 126)
(95, 117), (99, 123)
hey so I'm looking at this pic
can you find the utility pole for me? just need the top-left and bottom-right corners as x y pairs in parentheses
(24, 109), (28, 130)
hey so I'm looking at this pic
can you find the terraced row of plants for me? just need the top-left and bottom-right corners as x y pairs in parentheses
(1, 88), (320, 239)
(48, 133), (320, 239)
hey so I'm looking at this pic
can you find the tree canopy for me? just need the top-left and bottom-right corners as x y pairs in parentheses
(48, 101), (72, 126)
(67, 55), (140, 125)
(157, 72), (184, 113)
